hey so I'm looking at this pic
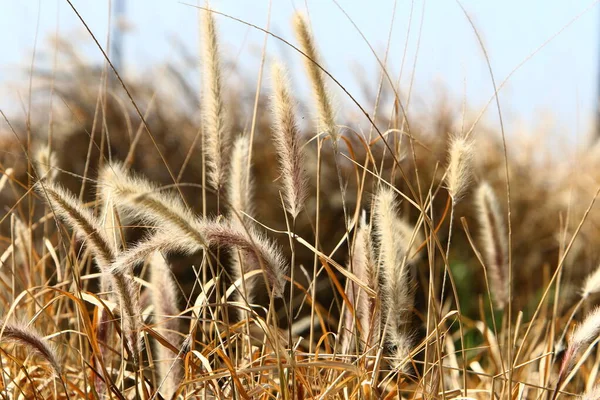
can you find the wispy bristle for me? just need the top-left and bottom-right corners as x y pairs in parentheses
(100, 162), (206, 246)
(112, 220), (288, 299)
(97, 165), (123, 253)
(111, 230), (200, 276)
(202, 6), (230, 191)
(476, 182), (508, 309)
(389, 333), (412, 373)
(582, 384), (600, 400)
(571, 306), (600, 349)
(227, 135), (253, 218)
(292, 13), (338, 144)
(0, 321), (62, 377)
(203, 221), (288, 298)
(150, 252), (182, 399)
(558, 306), (600, 388)
(38, 182), (141, 358)
(38, 182), (115, 269)
(445, 134), (474, 202)
(270, 62), (307, 218)
(582, 263), (600, 299)
(349, 212), (379, 351)
(35, 145), (58, 181)
(374, 186), (415, 362)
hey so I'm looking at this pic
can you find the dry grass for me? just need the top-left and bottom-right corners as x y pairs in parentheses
(1, 4), (600, 400)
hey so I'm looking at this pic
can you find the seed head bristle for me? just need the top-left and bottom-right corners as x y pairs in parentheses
(149, 251), (182, 399)
(0, 321), (62, 378)
(227, 135), (253, 218)
(352, 212), (379, 351)
(100, 162), (206, 247)
(35, 145), (58, 181)
(373, 186), (415, 361)
(37, 181), (142, 358)
(476, 182), (508, 309)
(203, 221), (288, 298)
(557, 306), (600, 391)
(38, 181), (115, 269)
(292, 13), (338, 144)
(446, 134), (474, 202)
(0, 168), (13, 194)
(571, 306), (600, 350)
(270, 61), (307, 218)
(202, 6), (231, 191)
(582, 263), (600, 299)
(582, 384), (600, 400)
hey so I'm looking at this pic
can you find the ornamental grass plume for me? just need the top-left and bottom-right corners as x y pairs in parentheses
(270, 61), (307, 218)
(476, 182), (508, 309)
(292, 12), (338, 145)
(342, 212), (379, 353)
(0, 321), (62, 378)
(37, 181), (142, 359)
(150, 251), (183, 400)
(227, 135), (253, 219)
(201, 5), (231, 191)
(554, 307), (600, 400)
(99, 162), (206, 246)
(34, 145), (58, 182)
(445, 134), (474, 202)
(374, 186), (416, 371)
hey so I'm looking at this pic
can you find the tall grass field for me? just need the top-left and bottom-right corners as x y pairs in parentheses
(0, 2), (599, 399)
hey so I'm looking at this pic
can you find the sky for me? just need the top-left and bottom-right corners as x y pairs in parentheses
(1, 0), (599, 138)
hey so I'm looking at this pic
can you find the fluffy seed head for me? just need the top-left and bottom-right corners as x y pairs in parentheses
(202, 221), (289, 298)
(100, 162), (206, 247)
(227, 135), (253, 218)
(445, 134), (474, 201)
(37, 181), (141, 358)
(571, 306), (600, 350)
(270, 62), (307, 218)
(0, 168), (13, 194)
(582, 385), (600, 400)
(0, 321), (62, 377)
(476, 182), (508, 309)
(37, 181), (115, 270)
(35, 145), (58, 181)
(582, 264), (600, 299)
(202, 7), (231, 191)
(352, 212), (379, 350)
(292, 13), (338, 144)
(150, 252), (182, 399)
(373, 186), (415, 356)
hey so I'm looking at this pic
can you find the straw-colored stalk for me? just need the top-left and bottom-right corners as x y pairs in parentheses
(476, 182), (508, 309)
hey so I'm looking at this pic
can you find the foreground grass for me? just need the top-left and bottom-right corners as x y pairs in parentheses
(0, 4), (600, 400)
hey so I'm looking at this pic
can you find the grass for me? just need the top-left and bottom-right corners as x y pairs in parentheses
(0, 3), (600, 399)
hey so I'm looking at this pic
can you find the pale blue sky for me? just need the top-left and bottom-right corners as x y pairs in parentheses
(1, 1), (598, 137)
